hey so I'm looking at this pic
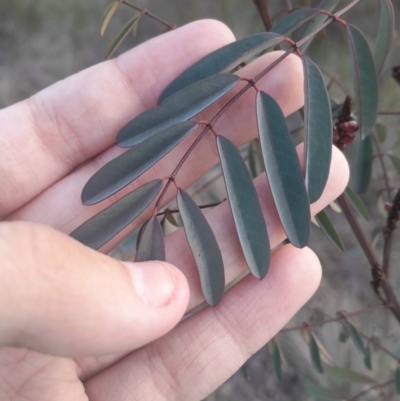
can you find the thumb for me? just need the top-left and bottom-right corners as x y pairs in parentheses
(1, 221), (189, 357)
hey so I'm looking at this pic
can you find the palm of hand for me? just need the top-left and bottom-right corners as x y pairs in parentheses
(0, 21), (348, 401)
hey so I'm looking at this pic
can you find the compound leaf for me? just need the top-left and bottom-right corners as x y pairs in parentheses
(374, 0), (395, 74)
(71, 180), (162, 249)
(302, 55), (332, 203)
(352, 135), (373, 194)
(177, 189), (225, 306)
(82, 121), (197, 205)
(309, 333), (324, 374)
(273, 342), (282, 381)
(105, 13), (141, 59)
(100, 1), (120, 37)
(217, 135), (270, 279)
(118, 74), (239, 147)
(315, 209), (344, 252)
(135, 216), (165, 262)
(256, 91), (310, 248)
(346, 24), (379, 139)
(344, 186), (369, 222)
(325, 366), (374, 384)
(158, 33), (284, 103)
(271, 8), (321, 36)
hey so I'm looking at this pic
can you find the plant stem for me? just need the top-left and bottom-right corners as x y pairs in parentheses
(157, 200), (224, 216)
(337, 194), (400, 323)
(252, 0), (273, 31)
(348, 380), (393, 401)
(120, 0), (176, 30)
(372, 133), (391, 202)
(358, 331), (400, 363)
(280, 304), (388, 333)
(378, 111), (400, 116)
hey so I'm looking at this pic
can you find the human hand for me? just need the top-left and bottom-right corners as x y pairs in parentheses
(0, 20), (348, 400)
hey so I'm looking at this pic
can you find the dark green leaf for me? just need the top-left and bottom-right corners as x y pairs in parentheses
(376, 123), (387, 142)
(273, 342), (282, 381)
(177, 189), (225, 306)
(374, 0), (395, 74)
(105, 13), (141, 59)
(240, 363), (249, 380)
(348, 322), (366, 355)
(344, 186), (369, 222)
(295, 0), (340, 52)
(217, 135), (270, 279)
(325, 366), (374, 384)
(346, 24), (379, 139)
(315, 210), (344, 252)
(309, 333), (324, 374)
(158, 33), (284, 103)
(388, 154), (400, 174)
(256, 91), (310, 248)
(352, 135), (373, 194)
(118, 74), (239, 147)
(302, 56), (332, 203)
(363, 346), (372, 370)
(100, 1), (120, 37)
(82, 121), (197, 205)
(248, 142), (257, 179)
(271, 8), (321, 36)
(396, 367), (400, 394)
(71, 180), (162, 249)
(135, 216), (165, 262)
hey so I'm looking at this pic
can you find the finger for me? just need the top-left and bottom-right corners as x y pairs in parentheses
(76, 145), (348, 380)
(0, 20), (235, 216)
(9, 51), (304, 252)
(84, 245), (321, 401)
(0, 221), (189, 357)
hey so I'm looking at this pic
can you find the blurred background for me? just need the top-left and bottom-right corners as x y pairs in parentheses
(1, 0), (400, 399)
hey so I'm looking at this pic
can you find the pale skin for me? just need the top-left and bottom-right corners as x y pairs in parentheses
(0, 20), (349, 400)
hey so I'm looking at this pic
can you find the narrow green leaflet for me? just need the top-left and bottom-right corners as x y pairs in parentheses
(352, 135), (373, 194)
(256, 91), (310, 248)
(389, 154), (400, 174)
(315, 210), (345, 252)
(177, 189), (225, 306)
(374, 0), (395, 74)
(158, 33), (284, 103)
(217, 135), (270, 279)
(271, 8), (321, 36)
(105, 13), (141, 59)
(71, 180), (162, 249)
(325, 366), (374, 384)
(295, 0), (340, 52)
(376, 123), (387, 142)
(100, 1), (120, 37)
(135, 216), (165, 262)
(309, 334), (324, 374)
(248, 142), (257, 179)
(344, 186), (369, 222)
(82, 121), (197, 205)
(363, 346), (372, 370)
(302, 56), (332, 203)
(348, 322), (367, 355)
(396, 367), (400, 394)
(346, 24), (379, 139)
(117, 74), (239, 147)
(338, 324), (349, 343)
(305, 382), (342, 400)
(273, 342), (282, 381)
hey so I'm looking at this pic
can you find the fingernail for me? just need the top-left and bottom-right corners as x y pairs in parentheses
(123, 261), (176, 307)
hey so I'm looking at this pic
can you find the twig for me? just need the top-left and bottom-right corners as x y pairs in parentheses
(252, 0), (273, 31)
(358, 331), (400, 363)
(347, 379), (393, 401)
(120, 0), (176, 30)
(338, 194), (400, 323)
(280, 305), (388, 333)
(378, 111), (400, 116)
(157, 200), (225, 216)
